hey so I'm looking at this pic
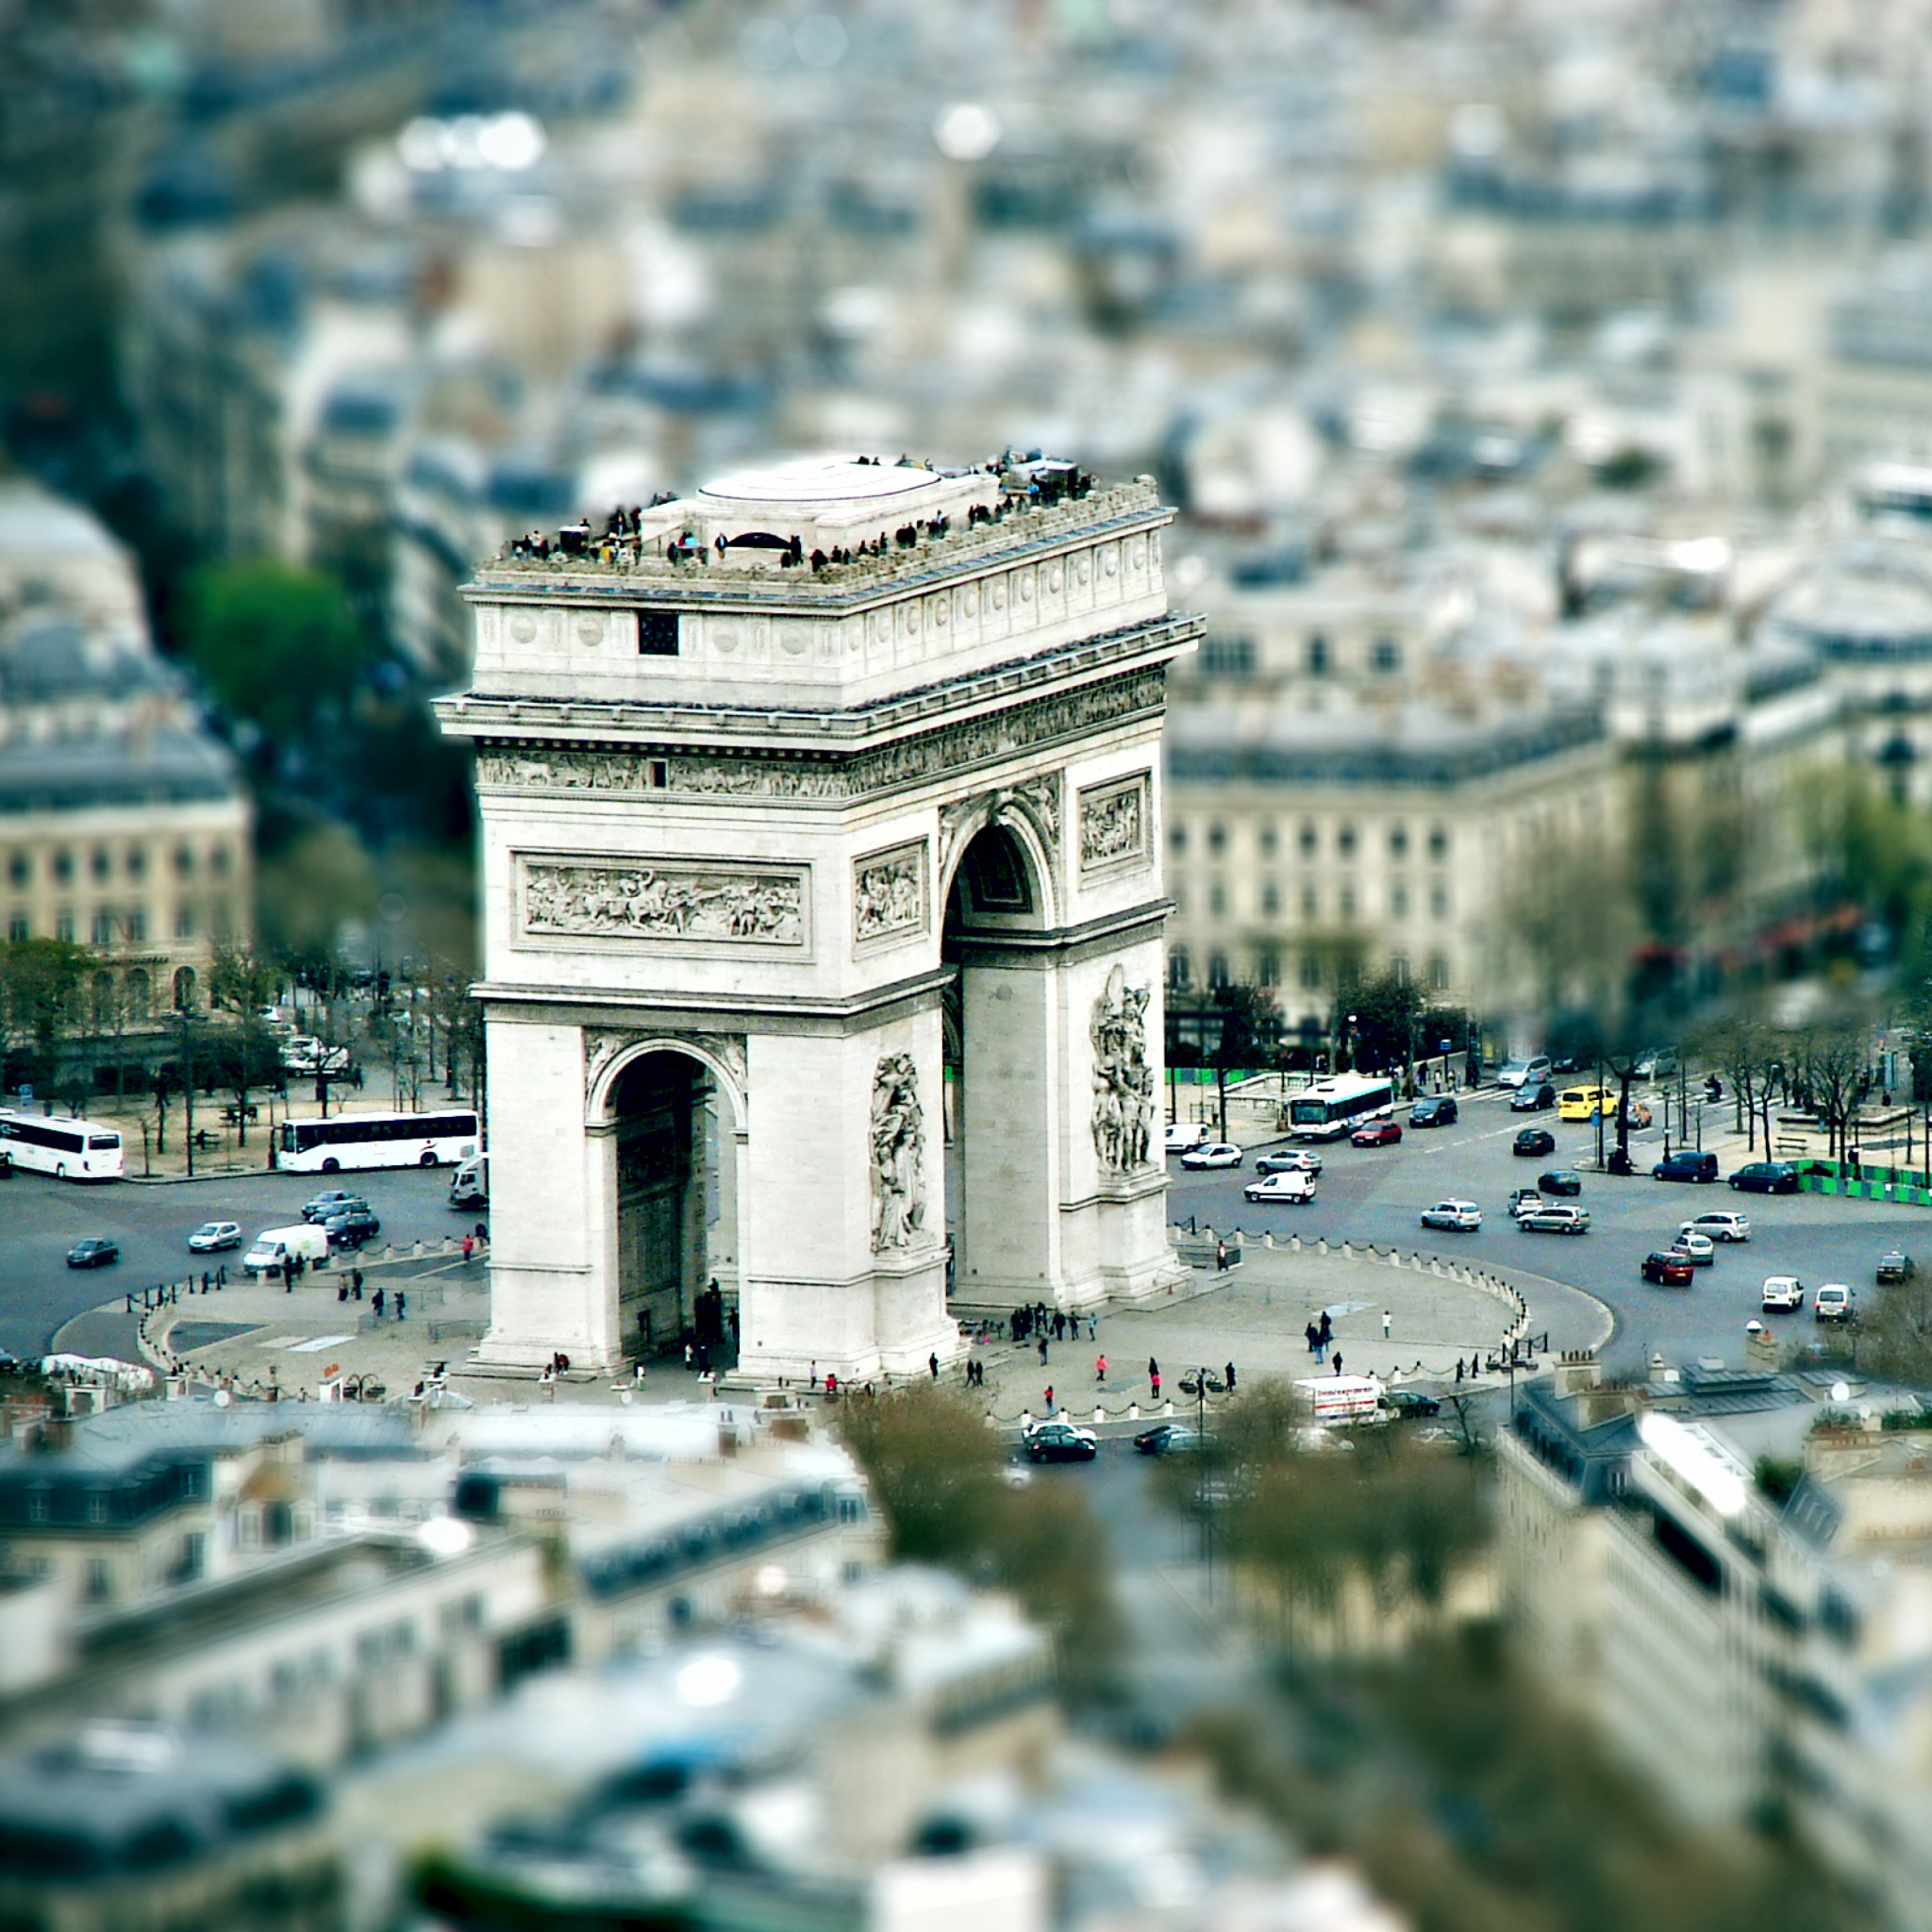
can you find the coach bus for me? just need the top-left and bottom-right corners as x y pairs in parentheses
(274, 1108), (480, 1174)
(0, 1109), (125, 1180)
(1287, 1074), (1397, 1142)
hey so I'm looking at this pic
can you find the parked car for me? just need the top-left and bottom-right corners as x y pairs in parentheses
(1243, 1172), (1316, 1206)
(1023, 1420), (1099, 1463)
(1877, 1250), (1917, 1286)
(1380, 1390), (1441, 1420)
(323, 1207), (382, 1249)
(1132, 1423), (1204, 1457)
(1634, 1048), (1679, 1080)
(1642, 1250), (1695, 1287)
(1761, 1275), (1806, 1313)
(1408, 1095), (1458, 1128)
(1421, 1199), (1483, 1231)
(1512, 1127), (1557, 1158)
(65, 1237), (120, 1269)
(1255, 1148), (1322, 1176)
(1672, 1231), (1716, 1266)
(1682, 1211), (1751, 1243)
(302, 1190), (365, 1224)
(189, 1220), (242, 1253)
(1814, 1283), (1857, 1324)
(1351, 1118), (1403, 1148)
(1496, 1056), (1554, 1091)
(1729, 1161), (1800, 1194)
(1164, 1122), (1211, 1155)
(1653, 1150), (1719, 1184)
(1519, 1204), (1590, 1235)
(1508, 1188), (1544, 1219)
(1538, 1170), (1584, 1197)
(1180, 1142), (1244, 1171)
(1510, 1081), (1557, 1113)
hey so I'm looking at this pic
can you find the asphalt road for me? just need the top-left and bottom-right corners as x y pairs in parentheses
(1162, 1087), (1917, 1377)
(0, 1165), (480, 1361)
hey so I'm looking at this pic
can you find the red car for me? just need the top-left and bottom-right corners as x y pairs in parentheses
(1642, 1249), (1695, 1287)
(1351, 1118), (1404, 1148)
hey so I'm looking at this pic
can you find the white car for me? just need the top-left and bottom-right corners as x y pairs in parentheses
(188, 1220), (242, 1253)
(1761, 1275), (1806, 1312)
(1244, 1172), (1316, 1205)
(1682, 1211), (1751, 1243)
(1165, 1121), (1211, 1154)
(1815, 1283), (1856, 1324)
(1421, 1199), (1482, 1232)
(1672, 1231), (1716, 1266)
(1180, 1142), (1244, 1171)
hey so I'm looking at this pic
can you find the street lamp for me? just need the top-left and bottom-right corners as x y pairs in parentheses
(1177, 1366), (1225, 1600)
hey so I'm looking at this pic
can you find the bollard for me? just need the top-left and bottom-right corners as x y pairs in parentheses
(1093, 1407), (1105, 1424)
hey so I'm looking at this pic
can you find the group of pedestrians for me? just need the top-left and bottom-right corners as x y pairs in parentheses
(1008, 1303), (1097, 1348)
(1304, 1311), (1334, 1362)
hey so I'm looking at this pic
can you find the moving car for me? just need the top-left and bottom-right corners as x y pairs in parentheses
(1557, 1085), (1610, 1122)
(189, 1220), (242, 1253)
(1408, 1095), (1458, 1128)
(1165, 1122), (1212, 1155)
(1653, 1150), (1719, 1184)
(1682, 1212), (1750, 1243)
(1877, 1250), (1917, 1286)
(1496, 1056), (1554, 1091)
(323, 1206), (381, 1249)
(1255, 1148), (1322, 1176)
(1729, 1161), (1800, 1194)
(1538, 1170), (1583, 1197)
(1814, 1283), (1857, 1324)
(1421, 1199), (1483, 1232)
(1512, 1128), (1557, 1158)
(1132, 1423), (1204, 1457)
(1761, 1275), (1806, 1313)
(1510, 1082), (1557, 1113)
(1642, 1250), (1695, 1287)
(1621, 1099), (1654, 1130)
(1672, 1230), (1716, 1266)
(302, 1190), (364, 1224)
(1351, 1118), (1403, 1148)
(1379, 1389), (1441, 1420)
(1022, 1420), (1099, 1463)
(1519, 1204), (1590, 1235)
(1508, 1188), (1544, 1219)
(65, 1238), (120, 1269)
(1243, 1171), (1316, 1205)
(1179, 1142), (1244, 1171)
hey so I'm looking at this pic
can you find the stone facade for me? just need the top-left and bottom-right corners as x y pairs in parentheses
(440, 457), (1198, 1378)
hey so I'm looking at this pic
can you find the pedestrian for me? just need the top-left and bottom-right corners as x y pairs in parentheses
(1044, 1384), (1055, 1413)
(1096, 1353), (1107, 1383)
(1304, 1321), (1319, 1357)
(462, 1235), (474, 1263)
(1224, 1360), (1236, 1392)
(1318, 1310), (1332, 1352)
(373, 1287), (385, 1319)
(216, 1264), (226, 1287)
(1038, 1336), (1049, 1365)
(825, 1371), (838, 1398)
(395, 1291), (406, 1321)
(1382, 1308), (1392, 1340)
(1087, 1314), (1097, 1341)
(475, 1221), (487, 1243)
(1216, 1239), (1228, 1272)
(1151, 1367), (1162, 1400)
(338, 1282), (348, 1303)
(1333, 1351), (1344, 1375)
(1456, 1357), (1465, 1383)
(928, 1352), (940, 1380)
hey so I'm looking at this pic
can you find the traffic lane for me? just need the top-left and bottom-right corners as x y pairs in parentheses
(0, 1166), (473, 1358)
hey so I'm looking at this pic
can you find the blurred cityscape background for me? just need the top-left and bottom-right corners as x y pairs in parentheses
(12, 0), (1932, 1926)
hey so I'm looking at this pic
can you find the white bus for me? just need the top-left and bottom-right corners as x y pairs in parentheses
(1287, 1075), (1397, 1142)
(274, 1108), (480, 1174)
(0, 1109), (125, 1180)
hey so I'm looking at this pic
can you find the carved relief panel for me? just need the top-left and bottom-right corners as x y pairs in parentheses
(852, 840), (928, 952)
(518, 856), (809, 950)
(1078, 771), (1152, 877)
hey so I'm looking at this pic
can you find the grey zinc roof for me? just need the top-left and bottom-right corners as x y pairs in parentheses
(0, 726), (241, 817)
(0, 1398), (419, 1476)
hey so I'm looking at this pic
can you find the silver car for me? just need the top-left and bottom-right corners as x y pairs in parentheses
(1421, 1199), (1482, 1231)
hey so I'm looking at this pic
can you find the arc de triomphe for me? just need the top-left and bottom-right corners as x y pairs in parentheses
(438, 456), (1200, 1380)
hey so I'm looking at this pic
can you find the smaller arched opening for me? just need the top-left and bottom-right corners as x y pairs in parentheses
(602, 1046), (741, 1368)
(173, 966), (197, 1012)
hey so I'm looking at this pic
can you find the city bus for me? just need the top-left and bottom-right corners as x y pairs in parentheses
(275, 1108), (480, 1174)
(1287, 1075), (1397, 1142)
(0, 1109), (125, 1180)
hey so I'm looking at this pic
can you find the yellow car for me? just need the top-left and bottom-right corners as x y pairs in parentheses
(1557, 1085), (1609, 1122)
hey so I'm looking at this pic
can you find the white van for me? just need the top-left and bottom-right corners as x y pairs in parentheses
(242, 1224), (331, 1274)
(449, 1152), (489, 1208)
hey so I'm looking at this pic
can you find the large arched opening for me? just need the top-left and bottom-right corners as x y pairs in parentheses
(602, 1046), (741, 1367)
(941, 818), (1056, 1306)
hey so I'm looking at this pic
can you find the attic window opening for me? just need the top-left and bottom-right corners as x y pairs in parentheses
(637, 610), (679, 657)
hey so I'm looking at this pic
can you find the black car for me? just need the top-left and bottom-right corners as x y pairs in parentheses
(302, 1191), (366, 1224)
(1510, 1082), (1557, 1113)
(1729, 1161), (1800, 1195)
(1878, 1250), (1917, 1286)
(66, 1238), (120, 1269)
(1538, 1169), (1583, 1196)
(1023, 1422), (1099, 1463)
(1380, 1389), (1441, 1420)
(1408, 1095), (1458, 1128)
(1132, 1423), (1205, 1456)
(1654, 1150), (1719, 1184)
(324, 1207), (382, 1249)
(1513, 1127), (1557, 1158)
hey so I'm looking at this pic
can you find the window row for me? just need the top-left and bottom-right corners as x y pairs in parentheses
(5, 901), (237, 946)
(1169, 947), (1454, 994)
(1174, 881), (1453, 924)
(1171, 819), (1453, 861)
(78, 966), (204, 1023)
(3, 841), (237, 891)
